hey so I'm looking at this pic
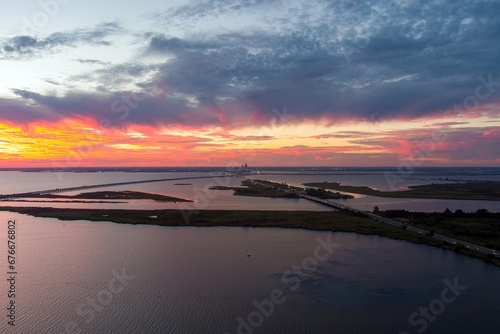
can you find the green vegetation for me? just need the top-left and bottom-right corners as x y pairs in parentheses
(1, 206), (498, 266)
(379, 208), (500, 250)
(0, 206), (417, 235)
(305, 187), (353, 199)
(210, 180), (300, 198)
(303, 181), (500, 201)
(33, 191), (192, 202)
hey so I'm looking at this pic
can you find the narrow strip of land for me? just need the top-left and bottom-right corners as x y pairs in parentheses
(1, 177), (498, 268)
(0, 207), (498, 267)
(10, 191), (192, 202)
(303, 181), (500, 201)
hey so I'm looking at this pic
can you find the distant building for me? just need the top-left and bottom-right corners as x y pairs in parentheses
(227, 163), (251, 175)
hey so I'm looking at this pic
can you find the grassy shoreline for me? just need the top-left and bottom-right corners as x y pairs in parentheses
(303, 181), (500, 201)
(210, 179), (353, 199)
(1, 206), (498, 267)
(3, 190), (192, 203)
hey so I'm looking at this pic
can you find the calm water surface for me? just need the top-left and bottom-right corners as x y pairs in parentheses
(0, 212), (498, 333)
(0, 172), (330, 211)
(247, 172), (500, 212)
(0, 170), (499, 212)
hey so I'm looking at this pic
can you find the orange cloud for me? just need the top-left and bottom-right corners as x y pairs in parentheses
(1, 118), (500, 168)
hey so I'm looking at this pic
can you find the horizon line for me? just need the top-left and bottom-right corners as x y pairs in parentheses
(1, 166), (499, 170)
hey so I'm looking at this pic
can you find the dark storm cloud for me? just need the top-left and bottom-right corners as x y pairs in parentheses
(155, 0), (279, 26)
(2, 0), (500, 127)
(148, 35), (219, 54)
(0, 95), (60, 123)
(144, 0), (500, 123)
(5, 88), (223, 127)
(0, 22), (122, 59)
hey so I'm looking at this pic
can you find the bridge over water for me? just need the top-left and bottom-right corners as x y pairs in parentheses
(1, 175), (497, 257)
(250, 179), (499, 257)
(0, 176), (221, 201)
(300, 194), (498, 256)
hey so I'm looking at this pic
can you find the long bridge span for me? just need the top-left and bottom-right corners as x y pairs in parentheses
(300, 195), (498, 257)
(0, 176), (221, 201)
(250, 179), (499, 257)
(1, 175), (497, 257)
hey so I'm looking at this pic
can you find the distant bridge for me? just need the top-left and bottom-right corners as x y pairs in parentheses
(0, 176), (221, 201)
(300, 194), (498, 257)
(249, 179), (499, 258)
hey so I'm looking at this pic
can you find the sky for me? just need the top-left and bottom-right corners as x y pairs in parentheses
(0, 0), (499, 168)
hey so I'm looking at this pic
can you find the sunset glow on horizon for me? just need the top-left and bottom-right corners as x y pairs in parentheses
(1, 0), (499, 167)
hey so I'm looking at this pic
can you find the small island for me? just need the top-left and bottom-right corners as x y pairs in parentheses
(0, 206), (498, 266)
(210, 180), (353, 199)
(303, 181), (500, 201)
(209, 180), (299, 198)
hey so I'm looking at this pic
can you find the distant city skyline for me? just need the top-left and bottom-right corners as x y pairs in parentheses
(1, 0), (499, 167)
